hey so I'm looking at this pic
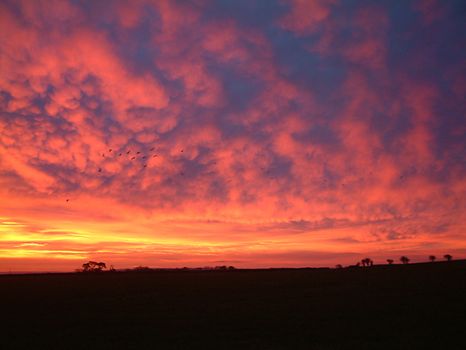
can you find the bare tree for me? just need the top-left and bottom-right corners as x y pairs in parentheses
(444, 254), (453, 262)
(400, 256), (410, 264)
(429, 255), (436, 262)
(386, 259), (394, 265)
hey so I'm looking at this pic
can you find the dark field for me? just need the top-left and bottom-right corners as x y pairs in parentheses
(2, 261), (466, 349)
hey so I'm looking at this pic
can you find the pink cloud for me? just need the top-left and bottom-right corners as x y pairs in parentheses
(0, 0), (464, 271)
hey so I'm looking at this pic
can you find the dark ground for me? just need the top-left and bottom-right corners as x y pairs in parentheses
(2, 260), (466, 350)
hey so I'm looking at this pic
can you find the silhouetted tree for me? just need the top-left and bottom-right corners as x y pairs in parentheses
(82, 261), (107, 272)
(444, 254), (453, 262)
(400, 256), (410, 264)
(361, 258), (371, 267)
(361, 258), (374, 267)
(429, 255), (436, 262)
(386, 259), (394, 265)
(133, 266), (151, 272)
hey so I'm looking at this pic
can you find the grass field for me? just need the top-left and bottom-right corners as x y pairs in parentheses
(2, 261), (466, 349)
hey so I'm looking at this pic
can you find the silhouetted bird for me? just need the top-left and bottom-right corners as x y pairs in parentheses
(142, 156), (146, 159)
(109, 149), (112, 152)
(66, 199), (69, 202)
(137, 151), (141, 154)
(131, 157), (136, 160)
(119, 153), (122, 156)
(180, 149), (184, 152)
(98, 168), (102, 172)
(143, 164), (147, 168)
(153, 155), (158, 158)
(127, 151), (131, 154)
(150, 147), (155, 151)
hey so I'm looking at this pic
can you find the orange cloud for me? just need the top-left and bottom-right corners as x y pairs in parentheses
(0, 0), (464, 271)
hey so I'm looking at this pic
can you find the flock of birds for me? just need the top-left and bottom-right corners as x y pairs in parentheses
(63, 146), (412, 203)
(65, 146), (185, 202)
(96, 146), (177, 173)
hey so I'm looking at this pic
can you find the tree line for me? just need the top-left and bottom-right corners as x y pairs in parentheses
(77, 255), (455, 273)
(339, 254), (453, 268)
(76, 263), (236, 273)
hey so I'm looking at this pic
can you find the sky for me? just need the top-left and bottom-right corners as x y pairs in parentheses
(0, 0), (465, 272)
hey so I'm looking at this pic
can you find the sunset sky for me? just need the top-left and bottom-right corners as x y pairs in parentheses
(1, 0), (465, 272)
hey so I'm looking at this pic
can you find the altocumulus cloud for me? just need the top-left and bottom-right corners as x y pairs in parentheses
(0, 0), (465, 271)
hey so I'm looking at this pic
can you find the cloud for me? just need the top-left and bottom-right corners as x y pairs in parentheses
(0, 0), (465, 270)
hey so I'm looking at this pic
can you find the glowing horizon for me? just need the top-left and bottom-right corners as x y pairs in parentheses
(1, 0), (465, 272)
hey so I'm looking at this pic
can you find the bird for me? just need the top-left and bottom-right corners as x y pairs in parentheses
(153, 154), (158, 158)
(142, 156), (147, 159)
(150, 147), (155, 151)
(180, 149), (184, 153)
(131, 157), (136, 160)
(143, 164), (147, 168)
(119, 153), (122, 156)
(66, 199), (69, 202)
(127, 151), (131, 154)
(102, 153), (105, 157)
(109, 149), (112, 152)
(98, 168), (102, 172)
(137, 151), (141, 154)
